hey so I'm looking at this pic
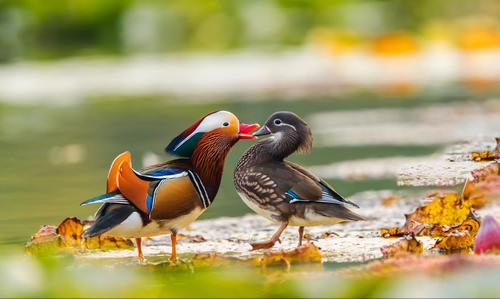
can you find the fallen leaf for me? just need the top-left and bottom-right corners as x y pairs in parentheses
(380, 235), (423, 258)
(470, 138), (500, 161)
(25, 225), (60, 254)
(462, 162), (500, 208)
(26, 217), (133, 253)
(57, 217), (84, 248)
(432, 230), (474, 253)
(380, 227), (408, 238)
(381, 191), (472, 237)
(408, 191), (471, 227)
(253, 243), (322, 269)
(471, 151), (499, 161)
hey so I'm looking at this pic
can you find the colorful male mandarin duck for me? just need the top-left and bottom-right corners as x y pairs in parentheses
(81, 111), (258, 261)
(234, 111), (364, 250)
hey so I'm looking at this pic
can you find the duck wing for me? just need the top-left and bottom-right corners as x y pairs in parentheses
(81, 152), (207, 218)
(283, 161), (359, 208)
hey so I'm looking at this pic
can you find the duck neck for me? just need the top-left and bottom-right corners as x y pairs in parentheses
(191, 131), (237, 200)
(260, 133), (300, 161)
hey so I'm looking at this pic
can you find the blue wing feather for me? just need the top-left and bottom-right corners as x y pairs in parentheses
(80, 191), (130, 206)
(134, 167), (187, 181)
(286, 184), (359, 208)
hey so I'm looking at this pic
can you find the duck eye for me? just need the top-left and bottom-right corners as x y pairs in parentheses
(274, 119), (282, 125)
(222, 122), (230, 127)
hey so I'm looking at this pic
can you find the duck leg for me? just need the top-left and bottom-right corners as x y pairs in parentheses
(250, 221), (288, 250)
(169, 232), (177, 262)
(135, 238), (144, 262)
(298, 226), (305, 247)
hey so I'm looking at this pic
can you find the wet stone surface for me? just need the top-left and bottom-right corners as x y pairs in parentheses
(398, 137), (498, 187)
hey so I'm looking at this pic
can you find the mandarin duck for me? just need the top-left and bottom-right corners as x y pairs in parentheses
(234, 111), (364, 250)
(81, 111), (258, 261)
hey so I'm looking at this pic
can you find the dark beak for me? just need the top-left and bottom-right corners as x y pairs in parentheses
(252, 125), (271, 137)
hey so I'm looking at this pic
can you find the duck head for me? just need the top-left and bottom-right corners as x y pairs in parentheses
(166, 111), (259, 157)
(252, 111), (313, 158)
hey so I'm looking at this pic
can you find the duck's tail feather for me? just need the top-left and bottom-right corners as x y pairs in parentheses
(80, 191), (129, 206)
(83, 204), (137, 238)
(315, 203), (366, 221)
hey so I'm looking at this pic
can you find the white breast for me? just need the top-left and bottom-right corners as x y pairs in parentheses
(289, 208), (345, 226)
(103, 207), (205, 238)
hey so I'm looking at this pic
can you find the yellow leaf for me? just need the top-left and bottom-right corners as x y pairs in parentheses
(432, 230), (474, 253)
(462, 162), (500, 208)
(253, 243), (322, 269)
(56, 217), (84, 248)
(381, 191), (472, 237)
(26, 217), (133, 253)
(381, 235), (423, 258)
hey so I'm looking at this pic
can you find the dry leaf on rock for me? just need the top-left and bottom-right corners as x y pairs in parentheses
(380, 235), (423, 258)
(471, 138), (500, 161)
(462, 162), (500, 208)
(26, 217), (133, 253)
(381, 192), (472, 237)
(253, 243), (322, 269)
(408, 191), (471, 227)
(25, 225), (60, 254)
(57, 217), (84, 248)
(432, 230), (474, 253)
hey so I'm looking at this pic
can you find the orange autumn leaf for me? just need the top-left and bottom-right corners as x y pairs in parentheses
(381, 191), (472, 237)
(381, 235), (423, 258)
(470, 139), (500, 161)
(407, 191), (471, 227)
(253, 243), (322, 269)
(432, 230), (474, 253)
(83, 234), (135, 250)
(426, 213), (481, 238)
(26, 217), (133, 253)
(57, 217), (84, 248)
(380, 227), (408, 238)
(462, 162), (500, 208)
(471, 151), (499, 162)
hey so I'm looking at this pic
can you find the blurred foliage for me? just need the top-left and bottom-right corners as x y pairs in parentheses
(3, 253), (500, 298)
(0, 0), (498, 62)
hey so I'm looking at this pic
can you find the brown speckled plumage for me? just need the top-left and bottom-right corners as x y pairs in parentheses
(234, 111), (363, 249)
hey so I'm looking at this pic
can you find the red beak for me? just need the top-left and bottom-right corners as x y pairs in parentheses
(238, 123), (260, 139)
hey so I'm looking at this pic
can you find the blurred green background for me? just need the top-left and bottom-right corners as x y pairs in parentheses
(0, 0), (498, 61)
(0, 0), (500, 297)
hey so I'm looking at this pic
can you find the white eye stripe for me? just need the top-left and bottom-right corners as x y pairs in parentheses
(174, 111), (236, 150)
(275, 122), (297, 131)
